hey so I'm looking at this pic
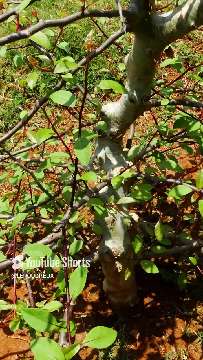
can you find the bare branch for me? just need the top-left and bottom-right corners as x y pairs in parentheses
(147, 239), (203, 258)
(25, 277), (35, 307)
(0, 0), (41, 23)
(154, 0), (203, 44)
(0, 7), (18, 23)
(145, 98), (203, 109)
(0, 9), (124, 44)
(115, 0), (126, 29)
(0, 131), (68, 161)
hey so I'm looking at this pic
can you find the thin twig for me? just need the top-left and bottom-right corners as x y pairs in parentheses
(0, 9), (125, 42)
(25, 277), (35, 307)
(3, 148), (63, 209)
(43, 108), (74, 163)
(146, 98), (203, 109)
(0, 28), (125, 145)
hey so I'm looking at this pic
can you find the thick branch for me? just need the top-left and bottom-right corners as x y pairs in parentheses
(148, 239), (203, 258)
(101, 34), (162, 138)
(0, 9), (125, 45)
(153, 0), (203, 44)
(0, 0), (40, 23)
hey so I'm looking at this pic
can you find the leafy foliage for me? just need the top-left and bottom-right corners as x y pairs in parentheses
(0, 0), (202, 358)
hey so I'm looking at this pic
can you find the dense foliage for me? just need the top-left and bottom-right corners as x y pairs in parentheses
(0, 0), (202, 358)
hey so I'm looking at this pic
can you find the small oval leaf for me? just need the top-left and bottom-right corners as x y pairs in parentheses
(140, 260), (159, 274)
(83, 326), (117, 349)
(50, 90), (76, 107)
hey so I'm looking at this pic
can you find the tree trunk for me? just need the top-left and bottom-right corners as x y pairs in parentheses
(97, 0), (203, 307)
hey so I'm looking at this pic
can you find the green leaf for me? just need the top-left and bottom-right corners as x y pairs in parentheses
(70, 321), (76, 337)
(154, 221), (171, 245)
(98, 80), (125, 94)
(20, 110), (28, 121)
(0, 46), (7, 58)
(57, 41), (69, 52)
(83, 326), (117, 349)
(189, 256), (198, 266)
(174, 115), (188, 129)
(17, 0), (32, 12)
(132, 235), (143, 254)
(160, 58), (178, 67)
(117, 196), (136, 205)
(174, 114), (201, 132)
(23, 243), (52, 259)
(196, 170), (203, 189)
(13, 54), (24, 67)
(49, 152), (70, 165)
(132, 184), (153, 202)
(0, 238), (6, 246)
(38, 55), (51, 63)
(69, 239), (83, 256)
(160, 57), (184, 73)
(62, 73), (73, 83)
(63, 344), (80, 360)
(158, 157), (182, 171)
(40, 208), (48, 219)
(151, 245), (167, 254)
(161, 99), (169, 105)
(56, 270), (66, 293)
(69, 266), (88, 301)
(92, 223), (103, 235)
(111, 175), (123, 189)
(0, 300), (14, 311)
(31, 337), (65, 360)
(96, 121), (108, 133)
(88, 198), (107, 217)
(74, 137), (92, 166)
(12, 213), (27, 228)
(199, 200), (203, 217)
(81, 171), (97, 182)
(0, 251), (6, 262)
(43, 29), (55, 37)
(9, 318), (21, 332)
(168, 184), (193, 200)
(21, 308), (58, 332)
(180, 144), (193, 155)
(30, 31), (51, 50)
(69, 211), (79, 224)
(42, 301), (63, 312)
(54, 57), (76, 73)
(28, 128), (54, 145)
(26, 71), (39, 90)
(37, 192), (49, 205)
(62, 186), (72, 203)
(118, 63), (125, 71)
(154, 221), (164, 242)
(127, 144), (143, 160)
(140, 260), (159, 274)
(54, 63), (69, 74)
(49, 90), (76, 107)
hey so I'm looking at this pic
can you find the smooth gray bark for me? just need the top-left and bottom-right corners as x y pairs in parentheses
(97, 0), (203, 307)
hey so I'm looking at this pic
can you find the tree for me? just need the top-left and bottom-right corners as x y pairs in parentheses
(0, 0), (202, 353)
